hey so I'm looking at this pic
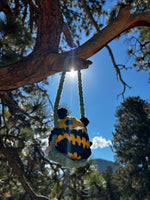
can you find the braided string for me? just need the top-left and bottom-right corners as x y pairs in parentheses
(53, 69), (66, 128)
(53, 58), (85, 127)
(78, 70), (85, 118)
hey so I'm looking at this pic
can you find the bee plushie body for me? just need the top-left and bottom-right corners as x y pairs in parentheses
(58, 116), (85, 129)
(48, 108), (91, 161)
(51, 127), (91, 160)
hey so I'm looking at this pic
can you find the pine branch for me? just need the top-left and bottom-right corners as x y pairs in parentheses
(58, 169), (70, 200)
(80, 0), (100, 32)
(62, 22), (77, 48)
(0, 0), (12, 18)
(0, 93), (43, 124)
(70, 186), (91, 198)
(106, 45), (131, 99)
(36, 84), (53, 110)
(0, 1), (149, 90)
(0, 138), (50, 200)
(80, 0), (131, 97)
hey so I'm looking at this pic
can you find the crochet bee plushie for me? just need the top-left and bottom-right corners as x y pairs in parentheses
(47, 108), (92, 161)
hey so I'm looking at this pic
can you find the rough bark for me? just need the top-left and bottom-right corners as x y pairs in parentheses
(74, 5), (150, 59)
(34, 0), (63, 52)
(0, 2), (150, 91)
(0, 51), (92, 91)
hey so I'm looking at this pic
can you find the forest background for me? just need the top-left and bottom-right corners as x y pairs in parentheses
(0, 0), (150, 199)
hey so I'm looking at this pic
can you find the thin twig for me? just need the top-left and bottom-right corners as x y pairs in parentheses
(1, 97), (9, 133)
(106, 45), (131, 99)
(80, 0), (131, 98)
(0, 138), (50, 200)
(36, 84), (54, 110)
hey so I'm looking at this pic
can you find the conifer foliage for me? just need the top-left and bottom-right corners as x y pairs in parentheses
(0, 0), (150, 90)
(112, 96), (150, 199)
(0, 0), (150, 199)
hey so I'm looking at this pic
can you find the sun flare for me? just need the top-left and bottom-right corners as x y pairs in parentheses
(69, 69), (77, 77)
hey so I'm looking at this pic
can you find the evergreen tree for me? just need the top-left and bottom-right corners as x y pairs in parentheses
(0, 0), (149, 91)
(102, 166), (121, 200)
(0, 85), (57, 199)
(0, 0), (150, 199)
(112, 96), (150, 200)
(49, 160), (107, 200)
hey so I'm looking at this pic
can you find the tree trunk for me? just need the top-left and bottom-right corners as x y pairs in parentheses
(0, 139), (50, 200)
(0, 3), (150, 91)
(34, 0), (63, 52)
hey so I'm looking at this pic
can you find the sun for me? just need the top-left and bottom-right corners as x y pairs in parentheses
(69, 69), (77, 77)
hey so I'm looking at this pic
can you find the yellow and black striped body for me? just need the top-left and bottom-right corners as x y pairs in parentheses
(58, 116), (85, 130)
(50, 117), (91, 160)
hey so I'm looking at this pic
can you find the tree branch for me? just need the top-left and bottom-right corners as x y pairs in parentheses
(62, 22), (77, 48)
(81, 0), (100, 32)
(0, 93), (43, 125)
(33, 0), (64, 52)
(74, 7), (150, 59)
(105, 45), (131, 99)
(0, 52), (92, 91)
(70, 186), (91, 198)
(0, 3), (150, 91)
(0, 138), (50, 200)
(0, 0), (12, 18)
(80, 0), (131, 97)
(57, 169), (71, 200)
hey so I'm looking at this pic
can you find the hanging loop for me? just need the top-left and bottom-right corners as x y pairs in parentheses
(53, 56), (72, 127)
(78, 70), (85, 118)
(46, 63), (91, 168)
(53, 57), (86, 127)
(53, 69), (66, 128)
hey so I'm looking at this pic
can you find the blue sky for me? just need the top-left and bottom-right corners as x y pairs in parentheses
(47, 35), (150, 162)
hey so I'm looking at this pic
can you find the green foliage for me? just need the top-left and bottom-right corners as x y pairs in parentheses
(60, 0), (107, 48)
(102, 166), (121, 200)
(0, 0), (150, 199)
(0, 15), (34, 66)
(49, 160), (108, 200)
(112, 96), (150, 199)
(127, 27), (150, 74)
(0, 86), (53, 199)
(106, 0), (150, 74)
(106, 2), (120, 25)
(0, 85), (113, 199)
(61, 0), (105, 35)
(126, 0), (150, 74)
(0, 0), (149, 73)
